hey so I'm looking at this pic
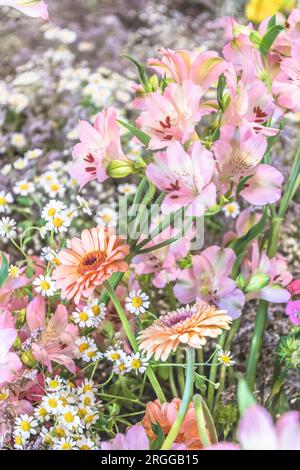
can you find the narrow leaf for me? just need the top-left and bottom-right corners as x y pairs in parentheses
(0, 253), (9, 289)
(237, 375), (257, 416)
(118, 119), (150, 147)
(259, 25), (284, 56)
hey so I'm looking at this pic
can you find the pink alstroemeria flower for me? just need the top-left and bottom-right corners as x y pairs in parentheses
(132, 228), (193, 289)
(174, 246), (245, 319)
(0, 328), (22, 386)
(26, 296), (78, 373)
(273, 42), (300, 112)
(285, 300), (300, 325)
(241, 240), (292, 303)
(147, 48), (227, 89)
(146, 141), (216, 216)
(0, 1), (49, 19)
(101, 424), (150, 450)
(69, 107), (128, 188)
(207, 405), (300, 450)
(223, 208), (262, 246)
(136, 81), (212, 150)
(213, 125), (284, 205)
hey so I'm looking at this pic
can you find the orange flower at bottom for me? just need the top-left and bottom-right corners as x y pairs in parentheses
(138, 303), (232, 361)
(53, 227), (129, 304)
(142, 398), (205, 450)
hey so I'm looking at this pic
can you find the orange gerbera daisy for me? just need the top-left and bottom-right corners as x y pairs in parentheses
(142, 398), (206, 450)
(138, 303), (232, 361)
(52, 226), (129, 304)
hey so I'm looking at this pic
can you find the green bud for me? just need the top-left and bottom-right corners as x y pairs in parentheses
(21, 351), (37, 368)
(25, 265), (36, 279)
(249, 31), (262, 48)
(133, 156), (147, 172)
(148, 74), (159, 92)
(107, 159), (134, 178)
(245, 273), (270, 293)
(236, 273), (247, 290)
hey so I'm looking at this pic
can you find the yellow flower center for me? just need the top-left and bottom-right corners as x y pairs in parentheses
(83, 384), (92, 393)
(92, 305), (100, 316)
(79, 311), (89, 322)
(47, 208), (56, 217)
(15, 436), (23, 445)
(20, 421), (31, 432)
(80, 445), (91, 450)
(20, 184), (29, 191)
(79, 343), (89, 353)
(131, 359), (141, 369)
(118, 363), (126, 371)
(0, 197), (7, 205)
(132, 296), (143, 308)
(110, 352), (120, 361)
(40, 281), (50, 291)
(64, 412), (75, 423)
(220, 354), (231, 364)
(39, 407), (47, 417)
(50, 184), (59, 191)
(54, 427), (66, 437)
(48, 398), (58, 408)
(83, 396), (91, 406)
(78, 408), (88, 419)
(102, 214), (112, 223)
(87, 350), (96, 358)
(62, 442), (72, 450)
(49, 379), (59, 389)
(53, 217), (63, 227)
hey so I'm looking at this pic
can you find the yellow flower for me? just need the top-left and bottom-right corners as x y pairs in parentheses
(245, 0), (295, 23)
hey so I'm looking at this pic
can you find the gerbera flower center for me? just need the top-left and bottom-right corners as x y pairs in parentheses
(78, 250), (106, 274)
(162, 308), (195, 327)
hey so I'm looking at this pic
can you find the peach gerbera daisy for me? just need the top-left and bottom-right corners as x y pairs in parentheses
(142, 398), (206, 450)
(138, 303), (232, 361)
(52, 226), (129, 304)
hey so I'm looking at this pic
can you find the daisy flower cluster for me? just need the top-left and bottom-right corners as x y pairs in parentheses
(104, 348), (148, 376)
(13, 376), (101, 450)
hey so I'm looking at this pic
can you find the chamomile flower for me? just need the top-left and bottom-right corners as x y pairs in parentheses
(54, 437), (77, 450)
(8, 265), (20, 279)
(79, 391), (96, 408)
(45, 180), (65, 199)
(75, 336), (91, 356)
(217, 349), (235, 367)
(77, 437), (98, 450)
(13, 432), (26, 450)
(45, 211), (71, 233)
(83, 409), (99, 428)
(41, 247), (61, 265)
(76, 195), (92, 215)
(1, 163), (12, 176)
(25, 148), (43, 160)
(118, 183), (137, 196)
(96, 207), (117, 227)
(40, 171), (57, 187)
(72, 307), (95, 328)
(58, 406), (82, 431)
(104, 348), (126, 362)
(41, 201), (66, 221)
(86, 299), (106, 326)
(82, 346), (102, 363)
(43, 394), (63, 415)
(11, 132), (27, 149)
(125, 352), (148, 375)
(13, 157), (28, 171)
(33, 274), (56, 297)
(58, 390), (77, 409)
(112, 359), (128, 376)
(45, 376), (64, 393)
(40, 427), (55, 447)
(223, 202), (240, 219)
(34, 404), (51, 422)
(0, 217), (16, 238)
(15, 414), (38, 438)
(13, 180), (34, 196)
(0, 191), (13, 213)
(125, 290), (150, 315)
(77, 379), (97, 395)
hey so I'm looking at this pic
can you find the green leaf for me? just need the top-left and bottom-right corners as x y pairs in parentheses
(121, 54), (149, 88)
(259, 25), (284, 56)
(217, 74), (226, 112)
(194, 373), (207, 394)
(236, 175), (254, 195)
(229, 209), (267, 256)
(118, 119), (150, 147)
(267, 15), (276, 29)
(237, 375), (257, 416)
(151, 422), (165, 450)
(0, 253), (9, 288)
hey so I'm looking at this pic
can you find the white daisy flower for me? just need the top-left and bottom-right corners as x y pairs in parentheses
(86, 299), (106, 326)
(83, 409), (99, 428)
(0, 217), (16, 238)
(75, 336), (91, 356)
(13, 432), (26, 450)
(58, 406), (82, 431)
(79, 391), (96, 408)
(13, 180), (34, 196)
(125, 352), (148, 375)
(42, 393), (63, 415)
(33, 274), (56, 297)
(112, 359), (128, 376)
(82, 347), (102, 363)
(104, 348), (127, 363)
(8, 265), (20, 279)
(77, 437), (98, 450)
(39, 171), (57, 187)
(77, 378), (97, 395)
(45, 211), (71, 234)
(72, 307), (95, 328)
(41, 247), (60, 265)
(223, 202), (240, 219)
(45, 376), (64, 393)
(11, 133), (27, 149)
(125, 289), (150, 315)
(0, 191), (13, 213)
(76, 195), (92, 215)
(41, 201), (66, 221)
(217, 349), (236, 367)
(25, 148), (43, 160)
(53, 437), (77, 450)
(118, 183), (137, 196)
(34, 404), (51, 422)
(96, 207), (117, 227)
(40, 427), (55, 447)
(1, 163), (12, 176)
(15, 414), (38, 438)
(44, 180), (65, 199)
(13, 157), (28, 171)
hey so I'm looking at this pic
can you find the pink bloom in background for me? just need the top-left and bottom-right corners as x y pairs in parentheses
(285, 300), (300, 325)
(208, 405), (300, 450)
(147, 48), (227, 89)
(223, 208), (262, 246)
(101, 424), (150, 450)
(136, 81), (212, 150)
(0, 327), (22, 386)
(132, 228), (194, 289)
(213, 125), (284, 205)
(273, 42), (300, 112)
(69, 107), (127, 188)
(241, 241), (292, 303)
(287, 278), (300, 296)
(26, 296), (78, 373)
(0, 1), (49, 20)
(174, 246), (245, 319)
(146, 141), (216, 216)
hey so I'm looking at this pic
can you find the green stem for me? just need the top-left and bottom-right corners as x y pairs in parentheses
(246, 300), (268, 390)
(176, 348), (185, 395)
(207, 333), (226, 410)
(104, 280), (166, 403)
(193, 394), (211, 447)
(161, 348), (195, 450)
